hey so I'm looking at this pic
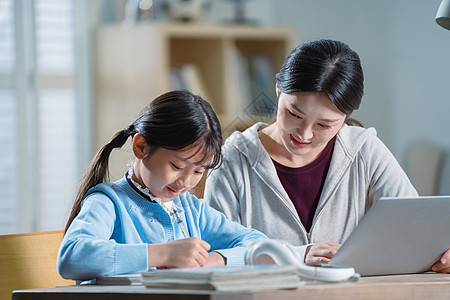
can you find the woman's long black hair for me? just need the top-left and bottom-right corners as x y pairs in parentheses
(276, 39), (364, 125)
(65, 90), (222, 232)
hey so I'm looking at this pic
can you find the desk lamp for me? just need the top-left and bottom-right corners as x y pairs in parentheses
(436, 0), (450, 30)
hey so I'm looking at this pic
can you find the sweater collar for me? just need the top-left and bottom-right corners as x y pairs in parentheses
(125, 168), (160, 203)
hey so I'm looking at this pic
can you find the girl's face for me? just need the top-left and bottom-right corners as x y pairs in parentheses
(132, 135), (209, 202)
(274, 91), (346, 162)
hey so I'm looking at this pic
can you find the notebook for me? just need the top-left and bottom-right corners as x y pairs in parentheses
(328, 196), (450, 276)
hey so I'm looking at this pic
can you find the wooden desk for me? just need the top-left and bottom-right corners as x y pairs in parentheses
(12, 273), (450, 300)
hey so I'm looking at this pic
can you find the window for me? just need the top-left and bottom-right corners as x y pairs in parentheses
(0, 0), (18, 233)
(0, 0), (81, 234)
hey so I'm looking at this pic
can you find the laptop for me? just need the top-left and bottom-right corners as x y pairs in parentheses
(328, 196), (450, 276)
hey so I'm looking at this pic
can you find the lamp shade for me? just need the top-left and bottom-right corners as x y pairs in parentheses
(436, 0), (450, 30)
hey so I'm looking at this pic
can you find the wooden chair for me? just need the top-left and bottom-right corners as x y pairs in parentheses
(191, 172), (207, 199)
(0, 230), (73, 300)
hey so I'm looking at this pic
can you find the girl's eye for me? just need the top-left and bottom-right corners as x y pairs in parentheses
(288, 110), (301, 119)
(194, 170), (204, 175)
(171, 163), (182, 170)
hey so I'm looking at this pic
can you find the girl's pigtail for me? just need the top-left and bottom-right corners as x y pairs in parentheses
(64, 127), (133, 232)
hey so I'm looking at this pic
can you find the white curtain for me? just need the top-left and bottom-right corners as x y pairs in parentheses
(0, 0), (84, 234)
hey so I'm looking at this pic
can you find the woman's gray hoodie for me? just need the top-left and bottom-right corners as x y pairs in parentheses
(205, 122), (418, 249)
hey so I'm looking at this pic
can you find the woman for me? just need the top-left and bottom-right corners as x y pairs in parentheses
(204, 39), (450, 272)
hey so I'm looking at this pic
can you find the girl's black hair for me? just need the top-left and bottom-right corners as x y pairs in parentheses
(276, 39), (364, 118)
(65, 90), (222, 232)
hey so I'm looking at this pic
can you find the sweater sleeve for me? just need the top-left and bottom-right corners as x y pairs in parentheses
(195, 198), (268, 266)
(57, 194), (148, 281)
(364, 135), (419, 207)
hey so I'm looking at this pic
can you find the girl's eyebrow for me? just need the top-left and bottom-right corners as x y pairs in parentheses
(174, 155), (208, 168)
(290, 103), (341, 123)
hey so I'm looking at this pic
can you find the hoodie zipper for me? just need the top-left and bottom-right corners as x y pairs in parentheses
(307, 158), (353, 243)
(254, 168), (310, 242)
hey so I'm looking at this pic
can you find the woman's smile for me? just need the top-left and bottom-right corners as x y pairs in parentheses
(290, 134), (311, 148)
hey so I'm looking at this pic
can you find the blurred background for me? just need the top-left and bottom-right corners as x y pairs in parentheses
(1, 0), (449, 234)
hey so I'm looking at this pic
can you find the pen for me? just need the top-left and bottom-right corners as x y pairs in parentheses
(172, 207), (190, 239)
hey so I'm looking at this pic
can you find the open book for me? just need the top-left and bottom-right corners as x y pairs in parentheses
(140, 265), (304, 291)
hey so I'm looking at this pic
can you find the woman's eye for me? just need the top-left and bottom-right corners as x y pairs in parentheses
(319, 124), (332, 129)
(171, 163), (182, 170)
(288, 110), (301, 119)
(195, 170), (204, 175)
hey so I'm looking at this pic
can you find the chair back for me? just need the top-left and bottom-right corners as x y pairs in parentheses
(191, 173), (207, 199)
(406, 140), (445, 196)
(437, 148), (450, 196)
(0, 230), (73, 300)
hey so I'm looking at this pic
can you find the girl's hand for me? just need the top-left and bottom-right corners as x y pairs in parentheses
(304, 241), (341, 266)
(432, 248), (450, 273)
(148, 237), (210, 268)
(204, 251), (226, 267)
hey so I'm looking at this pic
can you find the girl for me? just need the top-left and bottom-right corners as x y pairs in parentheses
(204, 39), (450, 272)
(57, 90), (267, 281)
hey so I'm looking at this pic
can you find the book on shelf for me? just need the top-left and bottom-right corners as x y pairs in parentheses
(225, 46), (252, 116)
(246, 54), (277, 115)
(225, 48), (277, 118)
(140, 264), (304, 291)
(169, 64), (211, 101)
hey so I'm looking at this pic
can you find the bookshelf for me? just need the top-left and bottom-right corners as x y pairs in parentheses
(95, 22), (295, 182)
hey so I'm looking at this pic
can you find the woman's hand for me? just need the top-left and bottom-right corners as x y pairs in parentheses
(147, 237), (210, 268)
(432, 248), (450, 273)
(304, 241), (341, 266)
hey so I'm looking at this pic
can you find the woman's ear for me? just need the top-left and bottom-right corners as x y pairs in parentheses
(276, 83), (280, 97)
(132, 133), (149, 159)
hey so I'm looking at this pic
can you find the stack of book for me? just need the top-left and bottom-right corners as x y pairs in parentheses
(95, 273), (142, 286)
(140, 265), (303, 291)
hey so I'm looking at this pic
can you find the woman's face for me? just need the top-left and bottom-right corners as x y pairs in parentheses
(274, 91), (346, 160)
(132, 136), (208, 202)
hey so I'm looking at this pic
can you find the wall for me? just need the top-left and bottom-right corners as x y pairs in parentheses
(391, 1), (450, 163)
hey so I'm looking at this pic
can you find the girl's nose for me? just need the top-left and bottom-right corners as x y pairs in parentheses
(176, 174), (192, 189)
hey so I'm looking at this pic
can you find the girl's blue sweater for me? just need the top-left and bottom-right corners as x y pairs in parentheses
(57, 177), (267, 281)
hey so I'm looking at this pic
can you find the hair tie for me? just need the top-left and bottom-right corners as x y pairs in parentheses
(124, 124), (136, 136)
